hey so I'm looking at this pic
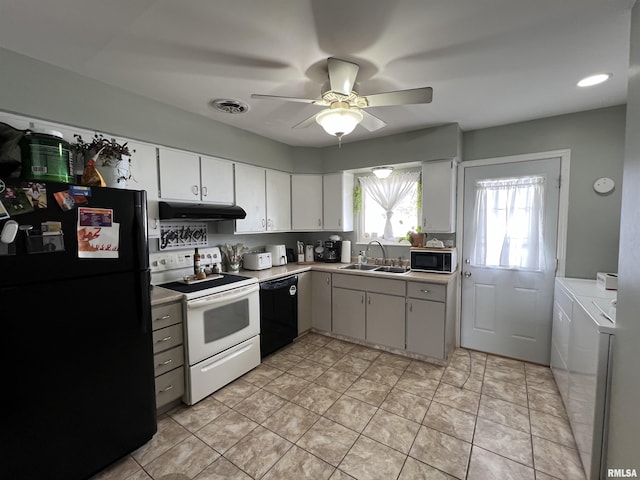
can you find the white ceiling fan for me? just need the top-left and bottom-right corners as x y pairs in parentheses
(251, 57), (433, 144)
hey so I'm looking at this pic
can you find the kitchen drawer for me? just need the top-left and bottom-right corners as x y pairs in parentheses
(151, 301), (183, 331)
(332, 273), (405, 296)
(406, 281), (446, 302)
(152, 323), (183, 354)
(155, 367), (184, 408)
(154, 345), (184, 377)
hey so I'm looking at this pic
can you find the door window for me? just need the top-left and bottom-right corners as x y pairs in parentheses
(470, 175), (546, 271)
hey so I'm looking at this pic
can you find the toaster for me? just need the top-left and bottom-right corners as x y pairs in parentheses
(265, 244), (287, 266)
(243, 252), (272, 270)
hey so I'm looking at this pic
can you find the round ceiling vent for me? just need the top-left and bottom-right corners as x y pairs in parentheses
(209, 98), (249, 114)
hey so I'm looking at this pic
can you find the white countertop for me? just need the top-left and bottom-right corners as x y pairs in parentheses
(239, 262), (458, 285)
(150, 262), (457, 306)
(557, 277), (617, 334)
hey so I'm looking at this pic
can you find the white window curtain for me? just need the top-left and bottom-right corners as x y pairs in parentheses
(359, 171), (420, 241)
(471, 175), (546, 271)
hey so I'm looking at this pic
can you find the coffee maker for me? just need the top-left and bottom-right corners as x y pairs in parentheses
(323, 240), (342, 263)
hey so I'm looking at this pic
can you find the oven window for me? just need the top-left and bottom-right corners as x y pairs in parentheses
(203, 299), (250, 343)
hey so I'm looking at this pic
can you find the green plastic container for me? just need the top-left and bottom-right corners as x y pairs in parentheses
(19, 132), (72, 183)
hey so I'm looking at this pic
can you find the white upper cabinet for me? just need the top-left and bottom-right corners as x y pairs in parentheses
(234, 163), (267, 233)
(234, 164), (291, 233)
(158, 148), (234, 204)
(291, 174), (323, 231)
(200, 155), (234, 204)
(421, 159), (457, 233)
(265, 169), (291, 232)
(122, 139), (160, 238)
(158, 147), (200, 202)
(323, 172), (354, 232)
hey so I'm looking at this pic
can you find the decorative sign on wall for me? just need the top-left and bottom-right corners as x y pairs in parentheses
(160, 223), (208, 250)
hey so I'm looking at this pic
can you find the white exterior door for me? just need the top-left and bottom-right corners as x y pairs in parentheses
(460, 156), (562, 364)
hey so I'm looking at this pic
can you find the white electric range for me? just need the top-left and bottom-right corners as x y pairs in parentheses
(150, 247), (261, 405)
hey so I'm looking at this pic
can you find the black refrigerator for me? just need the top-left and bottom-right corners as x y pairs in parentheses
(1, 181), (157, 480)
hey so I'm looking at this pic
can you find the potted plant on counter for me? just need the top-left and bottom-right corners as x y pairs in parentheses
(72, 133), (135, 188)
(405, 226), (424, 247)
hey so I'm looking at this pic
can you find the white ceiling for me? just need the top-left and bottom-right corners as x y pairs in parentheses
(0, 0), (634, 147)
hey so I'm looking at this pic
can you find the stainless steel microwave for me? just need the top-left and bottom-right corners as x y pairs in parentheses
(410, 248), (457, 273)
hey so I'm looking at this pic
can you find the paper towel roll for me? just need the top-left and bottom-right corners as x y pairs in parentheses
(341, 240), (351, 263)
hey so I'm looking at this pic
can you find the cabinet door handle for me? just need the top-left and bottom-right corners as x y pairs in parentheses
(338, 218), (342, 227)
(202, 186), (208, 197)
(159, 359), (173, 366)
(368, 296), (371, 305)
(192, 185), (199, 196)
(159, 384), (174, 393)
(326, 276), (330, 285)
(262, 218), (266, 227)
(318, 218), (322, 227)
(420, 289), (430, 294)
(361, 295), (364, 304)
(157, 336), (172, 343)
(409, 302), (413, 312)
(156, 314), (171, 321)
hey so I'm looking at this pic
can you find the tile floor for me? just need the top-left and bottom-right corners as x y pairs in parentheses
(93, 333), (586, 480)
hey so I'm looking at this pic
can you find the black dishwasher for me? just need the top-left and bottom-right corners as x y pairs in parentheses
(259, 275), (298, 358)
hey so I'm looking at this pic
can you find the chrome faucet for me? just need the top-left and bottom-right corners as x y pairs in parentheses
(366, 240), (387, 265)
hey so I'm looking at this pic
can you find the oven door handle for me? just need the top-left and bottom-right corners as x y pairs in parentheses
(186, 284), (258, 309)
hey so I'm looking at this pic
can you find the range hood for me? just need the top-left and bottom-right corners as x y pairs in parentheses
(159, 201), (246, 221)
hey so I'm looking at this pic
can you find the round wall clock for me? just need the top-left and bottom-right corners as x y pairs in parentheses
(593, 177), (615, 194)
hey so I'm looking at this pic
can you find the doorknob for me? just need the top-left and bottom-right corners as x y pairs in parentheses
(464, 271), (472, 278)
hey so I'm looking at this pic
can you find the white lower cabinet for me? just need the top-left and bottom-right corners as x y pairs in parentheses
(405, 281), (453, 361)
(406, 298), (446, 359)
(311, 271), (332, 332)
(297, 271), (312, 335)
(151, 301), (185, 412)
(366, 292), (406, 349)
(332, 287), (365, 340)
(331, 274), (406, 348)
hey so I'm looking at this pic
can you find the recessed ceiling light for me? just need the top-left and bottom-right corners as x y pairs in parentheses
(577, 73), (612, 87)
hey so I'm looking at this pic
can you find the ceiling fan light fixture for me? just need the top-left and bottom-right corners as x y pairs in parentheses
(372, 166), (394, 178)
(315, 105), (363, 138)
(577, 73), (612, 87)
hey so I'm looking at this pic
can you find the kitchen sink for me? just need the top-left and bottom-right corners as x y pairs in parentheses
(339, 264), (411, 274)
(339, 263), (380, 271)
(375, 265), (411, 274)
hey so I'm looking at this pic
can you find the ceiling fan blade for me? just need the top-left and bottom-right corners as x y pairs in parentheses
(360, 110), (387, 132)
(292, 112), (320, 129)
(362, 87), (433, 107)
(251, 94), (325, 105)
(327, 57), (359, 96)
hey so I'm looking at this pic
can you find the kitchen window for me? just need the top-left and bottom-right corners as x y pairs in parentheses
(356, 170), (421, 245)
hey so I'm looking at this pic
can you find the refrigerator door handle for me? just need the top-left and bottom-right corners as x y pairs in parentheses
(133, 190), (150, 271)
(139, 269), (152, 333)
